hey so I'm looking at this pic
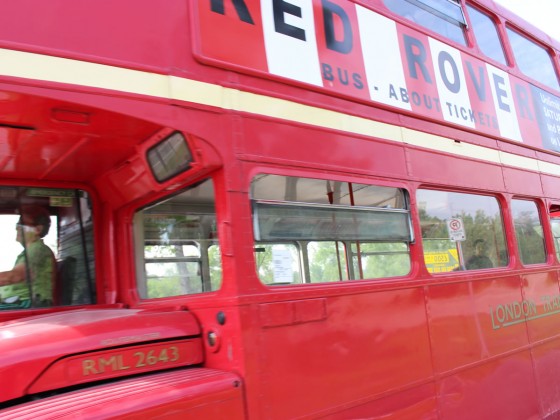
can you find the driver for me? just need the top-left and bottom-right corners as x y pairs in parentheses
(0, 205), (55, 308)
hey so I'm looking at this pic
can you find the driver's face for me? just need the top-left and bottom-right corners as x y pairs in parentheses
(15, 216), (39, 244)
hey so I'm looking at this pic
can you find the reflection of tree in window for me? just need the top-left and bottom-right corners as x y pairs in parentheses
(512, 200), (545, 265)
(308, 241), (347, 282)
(353, 242), (410, 279)
(418, 190), (508, 272)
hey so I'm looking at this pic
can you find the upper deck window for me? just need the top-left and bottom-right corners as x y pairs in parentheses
(384, 0), (466, 45)
(466, 5), (507, 65)
(506, 28), (560, 91)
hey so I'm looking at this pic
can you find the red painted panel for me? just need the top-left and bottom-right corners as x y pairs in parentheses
(0, 369), (245, 419)
(438, 352), (540, 420)
(521, 271), (560, 343)
(259, 298), (327, 327)
(0, 0), (190, 70)
(428, 276), (527, 373)
(532, 339), (560, 417)
(240, 118), (409, 180)
(502, 166), (543, 196)
(321, 383), (437, 419)
(407, 147), (505, 191)
(255, 288), (432, 418)
(193, 0), (267, 72)
(0, 309), (201, 402)
(541, 174), (560, 201)
(437, 352), (540, 420)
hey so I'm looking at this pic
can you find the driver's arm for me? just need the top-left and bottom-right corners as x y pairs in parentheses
(0, 263), (26, 286)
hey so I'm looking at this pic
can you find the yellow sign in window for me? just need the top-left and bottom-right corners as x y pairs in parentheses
(424, 250), (459, 273)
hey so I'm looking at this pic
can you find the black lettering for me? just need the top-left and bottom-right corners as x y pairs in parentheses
(389, 84), (398, 100)
(515, 84), (534, 120)
(466, 61), (486, 101)
(446, 102), (453, 115)
(322, 0), (352, 53)
(400, 88), (410, 103)
(433, 97), (441, 112)
(273, 0), (306, 41)
(322, 63), (334, 81)
(352, 73), (363, 89)
(438, 51), (460, 93)
(478, 111), (485, 126)
(338, 68), (349, 85)
(403, 35), (432, 83)
(424, 95), (434, 110)
(492, 74), (510, 112)
(210, 0), (254, 24)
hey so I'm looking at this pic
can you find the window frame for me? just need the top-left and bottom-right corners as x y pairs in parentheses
(133, 177), (222, 300)
(250, 173), (414, 285)
(417, 188), (509, 273)
(505, 25), (560, 91)
(465, 3), (508, 66)
(511, 198), (548, 266)
(383, 0), (467, 46)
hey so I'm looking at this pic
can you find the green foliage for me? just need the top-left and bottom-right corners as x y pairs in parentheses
(351, 242), (410, 279)
(308, 241), (347, 282)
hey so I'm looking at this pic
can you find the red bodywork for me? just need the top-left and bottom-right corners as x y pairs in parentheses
(0, 0), (558, 419)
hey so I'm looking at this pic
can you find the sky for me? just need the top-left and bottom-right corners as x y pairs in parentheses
(494, 0), (560, 42)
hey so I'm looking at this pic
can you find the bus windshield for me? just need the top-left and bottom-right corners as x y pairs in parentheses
(0, 187), (95, 310)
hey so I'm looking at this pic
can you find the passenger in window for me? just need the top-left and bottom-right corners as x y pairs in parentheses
(466, 239), (493, 270)
(0, 206), (55, 308)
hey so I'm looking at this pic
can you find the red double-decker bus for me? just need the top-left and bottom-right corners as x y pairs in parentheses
(1, 0), (560, 418)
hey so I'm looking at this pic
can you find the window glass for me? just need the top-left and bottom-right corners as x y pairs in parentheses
(308, 241), (348, 282)
(384, 0), (466, 45)
(251, 174), (412, 284)
(0, 187), (95, 309)
(511, 200), (546, 265)
(147, 132), (193, 182)
(467, 5), (507, 65)
(507, 28), (560, 91)
(418, 189), (508, 272)
(254, 243), (302, 284)
(351, 242), (410, 279)
(135, 179), (222, 298)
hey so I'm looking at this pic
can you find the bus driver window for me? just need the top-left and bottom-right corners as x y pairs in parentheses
(0, 187), (95, 309)
(0, 205), (55, 308)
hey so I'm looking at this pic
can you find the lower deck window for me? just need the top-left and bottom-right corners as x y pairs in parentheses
(418, 189), (508, 272)
(512, 199), (546, 265)
(351, 242), (410, 279)
(251, 175), (413, 284)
